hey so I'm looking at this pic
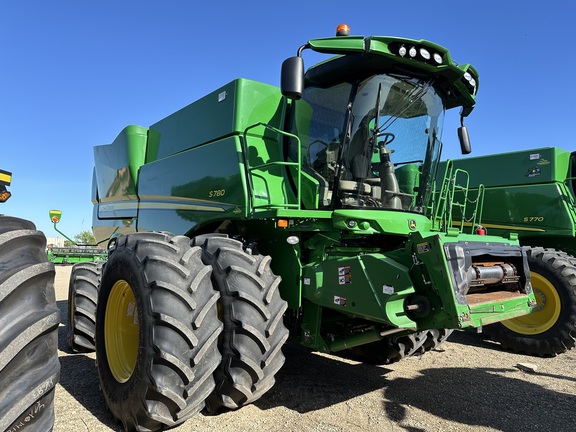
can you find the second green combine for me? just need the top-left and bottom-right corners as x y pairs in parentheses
(440, 147), (576, 356)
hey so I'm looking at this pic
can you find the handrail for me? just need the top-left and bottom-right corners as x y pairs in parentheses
(242, 122), (302, 212)
(431, 161), (484, 234)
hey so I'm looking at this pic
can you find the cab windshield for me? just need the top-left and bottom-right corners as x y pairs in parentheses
(291, 74), (445, 213)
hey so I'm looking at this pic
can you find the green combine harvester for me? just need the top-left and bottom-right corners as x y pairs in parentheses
(69, 25), (537, 431)
(441, 147), (576, 356)
(0, 169), (60, 431)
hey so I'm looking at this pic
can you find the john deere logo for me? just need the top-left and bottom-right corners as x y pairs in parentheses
(409, 219), (417, 230)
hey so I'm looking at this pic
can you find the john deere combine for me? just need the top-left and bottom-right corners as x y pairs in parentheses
(72, 26), (537, 431)
(442, 147), (576, 356)
(0, 169), (60, 431)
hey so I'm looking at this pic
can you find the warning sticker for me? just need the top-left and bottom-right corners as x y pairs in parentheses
(334, 296), (347, 306)
(417, 243), (429, 254)
(382, 285), (395, 295)
(338, 266), (352, 285)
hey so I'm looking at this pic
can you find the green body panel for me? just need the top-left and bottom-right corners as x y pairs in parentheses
(301, 253), (416, 327)
(90, 31), (536, 354)
(331, 209), (432, 235)
(93, 125), (148, 216)
(443, 147), (576, 253)
(137, 136), (248, 235)
(149, 79), (286, 160)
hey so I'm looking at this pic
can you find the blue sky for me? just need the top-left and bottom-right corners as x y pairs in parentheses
(1, 1), (575, 239)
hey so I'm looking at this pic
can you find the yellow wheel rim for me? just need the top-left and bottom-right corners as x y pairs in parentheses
(502, 271), (561, 335)
(105, 279), (139, 383)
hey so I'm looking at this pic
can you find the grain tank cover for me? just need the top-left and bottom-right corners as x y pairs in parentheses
(441, 147), (572, 188)
(150, 78), (285, 160)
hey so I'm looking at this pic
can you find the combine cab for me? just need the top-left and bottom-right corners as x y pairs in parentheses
(73, 25), (537, 431)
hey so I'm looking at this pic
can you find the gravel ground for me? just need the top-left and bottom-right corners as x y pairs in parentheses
(53, 264), (576, 432)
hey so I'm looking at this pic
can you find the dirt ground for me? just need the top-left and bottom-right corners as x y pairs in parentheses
(53, 264), (576, 432)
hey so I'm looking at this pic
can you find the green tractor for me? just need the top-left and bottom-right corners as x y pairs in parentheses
(0, 169), (60, 431)
(72, 26), (538, 431)
(440, 147), (576, 356)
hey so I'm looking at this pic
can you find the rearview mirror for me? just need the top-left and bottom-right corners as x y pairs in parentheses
(281, 56), (304, 100)
(458, 125), (471, 155)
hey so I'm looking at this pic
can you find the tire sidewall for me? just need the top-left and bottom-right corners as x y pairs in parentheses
(96, 246), (153, 418)
(485, 247), (576, 355)
(526, 251), (574, 337)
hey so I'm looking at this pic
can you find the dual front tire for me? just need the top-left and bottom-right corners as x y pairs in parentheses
(94, 233), (288, 431)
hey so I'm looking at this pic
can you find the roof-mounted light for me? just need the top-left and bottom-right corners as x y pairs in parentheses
(464, 71), (477, 87)
(389, 42), (446, 67)
(336, 24), (350, 36)
(419, 48), (431, 60)
(462, 69), (478, 94)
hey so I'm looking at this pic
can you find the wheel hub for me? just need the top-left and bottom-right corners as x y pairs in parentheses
(502, 272), (561, 335)
(105, 279), (139, 383)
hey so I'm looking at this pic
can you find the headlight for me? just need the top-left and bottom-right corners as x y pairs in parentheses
(433, 53), (443, 64)
(419, 48), (431, 60)
(464, 71), (477, 87)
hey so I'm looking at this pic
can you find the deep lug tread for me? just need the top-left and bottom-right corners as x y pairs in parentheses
(96, 232), (223, 431)
(0, 216), (60, 432)
(68, 261), (103, 352)
(344, 330), (430, 365)
(197, 235), (289, 412)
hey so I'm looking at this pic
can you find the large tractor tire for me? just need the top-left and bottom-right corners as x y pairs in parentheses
(0, 215), (60, 431)
(193, 235), (289, 412)
(95, 232), (223, 431)
(68, 261), (103, 352)
(483, 247), (576, 356)
(344, 331), (429, 365)
(418, 328), (454, 353)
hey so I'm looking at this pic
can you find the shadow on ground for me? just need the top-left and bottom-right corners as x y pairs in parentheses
(255, 343), (392, 413)
(383, 365), (576, 432)
(55, 295), (575, 432)
(56, 299), (120, 430)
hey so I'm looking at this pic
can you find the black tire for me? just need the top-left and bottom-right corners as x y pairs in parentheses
(0, 215), (60, 432)
(194, 236), (289, 412)
(418, 329), (454, 353)
(95, 232), (223, 431)
(483, 247), (576, 356)
(68, 261), (103, 352)
(344, 331), (428, 365)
